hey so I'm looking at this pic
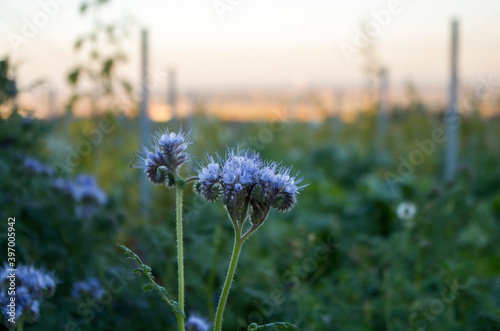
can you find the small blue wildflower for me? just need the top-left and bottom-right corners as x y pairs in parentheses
(270, 168), (300, 212)
(52, 174), (107, 219)
(53, 174), (107, 205)
(196, 149), (304, 225)
(0, 264), (56, 325)
(185, 315), (210, 331)
(72, 174), (107, 205)
(133, 127), (191, 185)
(71, 278), (104, 300)
(23, 156), (54, 176)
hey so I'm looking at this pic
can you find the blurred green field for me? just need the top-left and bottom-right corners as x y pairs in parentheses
(1, 104), (500, 330)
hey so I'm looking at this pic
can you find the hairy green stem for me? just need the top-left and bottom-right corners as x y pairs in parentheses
(214, 234), (244, 331)
(17, 319), (23, 331)
(177, 315), (185, 331)
(176, 181), (185, 331)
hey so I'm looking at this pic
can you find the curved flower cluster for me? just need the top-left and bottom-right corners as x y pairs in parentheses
(71, 278), (104, 300)
(133, 128), (191, 185)
(196, 149), (303, 225)
(0, 264), (56, 325)
(185, 315), (210, 331)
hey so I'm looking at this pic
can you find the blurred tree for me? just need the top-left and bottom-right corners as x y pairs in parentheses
(0, 58), (17, 106)
(67, 0), (136, 116)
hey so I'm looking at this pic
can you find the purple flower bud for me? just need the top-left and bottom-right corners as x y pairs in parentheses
(270, 170), (301, 212)
(133, 127), (191, 184)
(197, 156), (221, 201)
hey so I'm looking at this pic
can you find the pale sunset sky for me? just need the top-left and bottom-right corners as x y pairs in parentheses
(0, 0), (499, 118)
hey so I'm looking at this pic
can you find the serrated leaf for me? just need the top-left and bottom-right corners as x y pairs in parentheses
(117, 244), (184, 320)
(142, 283), (154, 292)
(170, 301), (186, 320)
(156, 286), (168, 297)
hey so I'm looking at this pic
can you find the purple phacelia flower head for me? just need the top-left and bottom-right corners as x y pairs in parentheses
(185, 315), (210, 331)
(196, 148), (304, 226)
(133, 127), (191, 185)
(0, 264), (56, 325)
(196, 155), (221, 202)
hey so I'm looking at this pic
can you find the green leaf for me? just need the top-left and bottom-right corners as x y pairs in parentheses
(121, 80), (133, 95)
(74, 38), (84, 51)
(68, 68), (80, 85)
(79, 2), (88, 14)
(132, 268), (143, 275)
(142, 283), (155, 292)
(101, 58), (114, 78)
(170, 301), (186, 319)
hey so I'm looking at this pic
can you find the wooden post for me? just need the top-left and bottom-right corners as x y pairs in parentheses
(376, 67), (389, 148)
(334, 89), (344, 119)
(444, 19), (459, 182)
(331, 89), (344, 139)
(168, 67), (177, 119)
(48, 87), (56, 119)
(140, 28), (151, 215)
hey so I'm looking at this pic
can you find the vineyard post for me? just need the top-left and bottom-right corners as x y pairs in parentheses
(168, 67), (178, 119)
(444, 19), (459, 182)
(140, 28), (151, 216)
(376, 67), (389, 149)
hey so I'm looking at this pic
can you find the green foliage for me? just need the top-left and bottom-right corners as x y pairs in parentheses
(1, 98), (500, 330)
(0, 58), (17, 105)
(66, 1), (134, 115)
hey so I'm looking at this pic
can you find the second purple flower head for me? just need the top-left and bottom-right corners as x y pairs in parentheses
(195, 149), (304, 226)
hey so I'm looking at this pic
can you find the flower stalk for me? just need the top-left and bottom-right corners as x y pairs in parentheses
(129, 128), (191, 330)
(194, 149), (304, 330)
(214, 231), (243, 331)
(176, 178), (186, 331)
